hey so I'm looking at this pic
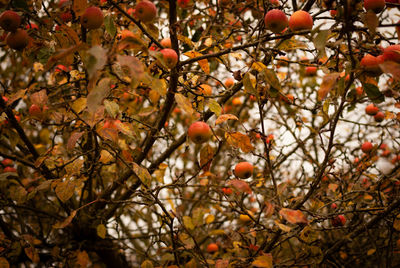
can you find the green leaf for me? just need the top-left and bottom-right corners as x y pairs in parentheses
(208, 99), (222, 116)
(104, 15), (117, 37)
(262, 69), (281, 90)
(313, 30), (330, 58)
(362, 83), (384, 103)
(243, 73), (256, 95)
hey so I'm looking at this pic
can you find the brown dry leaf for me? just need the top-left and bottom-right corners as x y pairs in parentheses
(363, 11), (379, 33)
(215, 114), (238, 125)
(200, 144), (214, 171)
(225, 132), (254, 153)
(275, 220), (292, 232)
(264, 202), (275, 217)
(279, 208), (308, 224)
(53, 210), (77, 229)
(132, 163), (152, 187)
(0, 257), (10, 268)
(87, 78), (111, 114)
(318, 72), (340, 101)
(55, 179), (75, 203)
(215, 259), (229, 268)
(73, 0), (88, 16)
(67, 132), (84, 151)
(24, 245), (40, 263)
(30, 90), (48, 106)
(380, 61), (400, 80)
(76, 250), (90, 268)
(252, 254), (273, 268)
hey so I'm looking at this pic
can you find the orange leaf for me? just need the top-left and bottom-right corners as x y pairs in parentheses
(225, 132), (254, 153)
(318, 72), (340, 101)
(215, 114), (238, 125)
(184, 51), (210, 74)
(67, 132), (84, 151)
(53, 210), (77, 229)
(279, 208), (308, 224)
(200, 144), (214, 171)
(30, 90), (48, 106)
(228, 179), (252, 194)
(252, 254), (273, 268)
(24, 245), (40, 263)
(76, 250), (90, 268)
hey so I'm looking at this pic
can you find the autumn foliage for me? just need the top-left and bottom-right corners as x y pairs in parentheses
(0, 0), (400, 267)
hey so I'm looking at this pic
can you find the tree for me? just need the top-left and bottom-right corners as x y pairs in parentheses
(0, 0), (400, 267)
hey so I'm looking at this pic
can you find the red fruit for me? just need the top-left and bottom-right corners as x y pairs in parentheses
(364, 0), (386, 13)
(26, 22), (39, 30)
(264, 9), (288, 34)
(331, 215), (346, 227)
(160, 37), (171, 48)
(160, 48), (178, 68)
(6, 29), (29, 50)
(206, 243), (219, 253)
(331, 203), (338, 210)
(355, 86), (364, 96)
(382, 45), (400, 63)
(269, 0), (280, 6)
(289, 10), (313, 31)
(0, 10), (21, 32)
(222, 187), (233, 195)
(3, 166), (17, 173)
(55, 64), (70, 72)
(135, 1), (157, 23)
(360, 54), (382, 76)
(188, 121), (212, 144)
(80, 6), (104, 30)
(178, 0), (190, 8)
(29, 104), (42, 117)
(305, 66), (317, 76)
(61, 11), (73, 23)
(361, 141), (373, 153)
(330, 9), (337, 17)
(234, 162), (254, 179)
(232, 97), (242, 106)
(365, 103), (379, 116)
(374, 111), (385, 122)
(1, 159), (13, 166)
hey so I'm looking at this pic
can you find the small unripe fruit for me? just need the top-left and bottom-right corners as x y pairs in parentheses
(365, 103), (379, 116)
(206, 243), (219, 253)
(264, 9), (288, 34)
(331, 215), (346, 227)
(188, 121), (212, 144)
(160, 48), (178, 68)
(224, 78), (235, 88)
(361, 141), (373, 153)
(135, 1), (157, 23)
(81, 6), (104, 30)
(234, 162), (253, 179)
(289, 10), (313, 31)
(360, 54), (382, 76)
(0, 10), (21, 32)
(364, 0), (385, 13)
(6, 29), (29, 50)
(374, 111), (384, 122)
(232, 97), (242, 106)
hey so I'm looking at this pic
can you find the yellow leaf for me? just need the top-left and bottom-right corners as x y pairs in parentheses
(99, 150), (113, 164)
(367, 249), (376, 256)
(96, 224), (107, 239)
(132, 163), (152, 187)
(251, 62), (267, 72)
(205, 214), (215, 224)
(175, 93), (194, 116)
(215, 114), (238, 125)
(252, 254), (273, 268)
(53, 210), (77, 229)
(141, 260), (154, 268)
(275, 220), (291, 232)
(183, 216), (195, 230)
(71, 98), (87, 114)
